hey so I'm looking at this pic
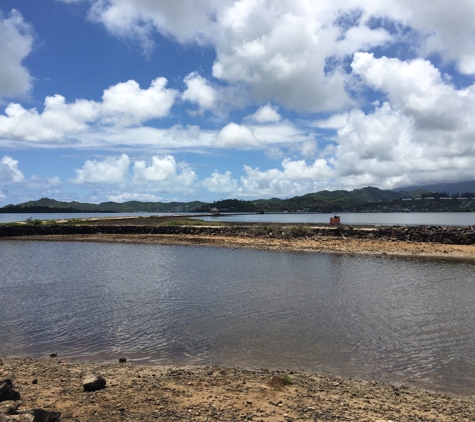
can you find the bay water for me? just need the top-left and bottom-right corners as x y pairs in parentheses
(2, 211), (475, 226)
(1, 240), (474, 395)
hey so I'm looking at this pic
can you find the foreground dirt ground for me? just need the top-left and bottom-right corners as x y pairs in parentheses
(8, 232), (475, 261)
(2, 358), (475, 422)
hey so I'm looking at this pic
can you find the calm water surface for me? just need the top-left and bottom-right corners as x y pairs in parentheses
(2, 211), (475, 226)
(0, 212), (174, 224)
(1, 241), (474, 395)
(199, 212), (475, 226)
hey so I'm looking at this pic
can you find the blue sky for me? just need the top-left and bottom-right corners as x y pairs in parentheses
(1, 0), (475, 205)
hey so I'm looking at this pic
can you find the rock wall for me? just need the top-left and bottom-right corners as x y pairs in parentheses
(2, 224), (475, 245)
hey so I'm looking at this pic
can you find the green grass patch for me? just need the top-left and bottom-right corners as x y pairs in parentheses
(0, 222), (24, 227)
(267, 374), (294, 390)
(65, 218), (84, 224)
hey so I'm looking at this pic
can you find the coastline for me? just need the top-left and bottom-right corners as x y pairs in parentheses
(2, 222), (475, 420)
(2, 358), (475, 421)
(3, 232), (475, 261)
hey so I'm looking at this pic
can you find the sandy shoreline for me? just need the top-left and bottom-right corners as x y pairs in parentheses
(2, 358), (475, 421)
(2, 228), (475, 420)
(4, 232), (475, 261)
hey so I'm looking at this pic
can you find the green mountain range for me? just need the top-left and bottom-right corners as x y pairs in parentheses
(0, 186), (435, 214)
(0, 197), (206, 213)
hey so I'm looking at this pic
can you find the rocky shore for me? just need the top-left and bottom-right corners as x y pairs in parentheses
(2, 221), (475, 260)
(1, 358), (475, 422)
(2, 222), (475, 246)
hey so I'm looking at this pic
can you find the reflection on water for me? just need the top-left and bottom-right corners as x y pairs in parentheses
(198, 212), (475, 226)
(1, 241), (474, 395)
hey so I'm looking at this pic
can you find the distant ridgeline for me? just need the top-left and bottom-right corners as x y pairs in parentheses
(0, 205), (117, 213)
(0, 198), (207, 214)
(2, 185), (475, 214)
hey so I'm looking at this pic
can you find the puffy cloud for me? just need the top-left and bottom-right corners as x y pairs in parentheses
(238, 158), (334, 196)
(352, 53), (474, 131)
(245, 104), (281, 123)
(63, 0), (395, 112)
(315, 52), (475, 188)
(86, 0), (228, 55)
(332, 101), (475, 189)
(101, 78), (177, 126)
(202, 170), (238, 193)
(395, 0), (475, 74)
(0, 78), (176, 142)
(133, 155), (196, 188)
(0, 10), (34, 99)
(58, 0), (475, 113)
(0, 96), (98, 142)
(71, 154), (198, 194)
(0, 155), (24, 183)
(182, 72), (217, 114)
(216, 123), (258, 148)
(215, 120), (312, 149)
(72, 154), (130, 183)
(211, 1), (360, 112)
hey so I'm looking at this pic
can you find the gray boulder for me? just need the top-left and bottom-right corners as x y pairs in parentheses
(83, 374), (106, 392)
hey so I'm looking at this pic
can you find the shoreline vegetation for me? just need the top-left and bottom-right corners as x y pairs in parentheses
(2, 217), (475, 420)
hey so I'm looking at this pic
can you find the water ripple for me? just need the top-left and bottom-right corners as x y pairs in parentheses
(1, 241), (475, 394)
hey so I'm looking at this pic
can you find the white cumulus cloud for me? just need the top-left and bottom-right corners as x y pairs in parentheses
(216, 123), (258, 148)
(245, 104), (281, 124)
(0, 10), (34, 99)
(101, 78), (177, 126)
(0, 78), (177, 142)
(202, 170), (238, 193)
(73, 154), (130, 183)
(57, 0), (475, 111)
(238, 158), (334, 197)
(133, 155), (196, 188)
(0, 155), (24, 183)
(182, 72), (218, 114)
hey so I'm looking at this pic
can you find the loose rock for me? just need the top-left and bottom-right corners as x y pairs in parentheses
(0, 380), (20, 402)
(83, 374), (106, 392)
(16, 409), (61, 422)
(0, 401), (20, 415)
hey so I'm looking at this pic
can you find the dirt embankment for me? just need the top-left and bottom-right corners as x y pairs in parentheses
(2, 358), (475, 422)
(2, 217), (475, 260)
(2, 221), (475, 246)
(3, 231), (475, 261)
